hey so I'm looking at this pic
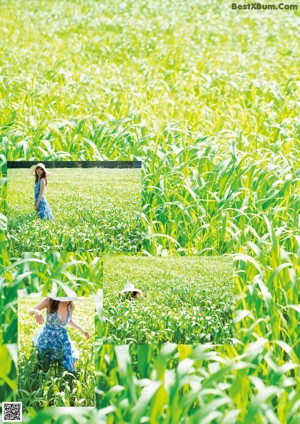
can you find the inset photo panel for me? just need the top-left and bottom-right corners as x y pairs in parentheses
(103, 256), (233, 345)
(14, 251), (102, 408)
(6, 161), (142, 255)
(18, 293), (95, 407)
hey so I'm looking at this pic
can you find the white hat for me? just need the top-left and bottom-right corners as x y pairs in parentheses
(120, 283), (143, 293)
(47, 294), (84, 302)
(30, 163), (50, 176)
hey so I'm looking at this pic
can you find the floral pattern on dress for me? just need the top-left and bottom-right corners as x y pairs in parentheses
(34, 181), (54, 220)
(33, 303), (79, 372)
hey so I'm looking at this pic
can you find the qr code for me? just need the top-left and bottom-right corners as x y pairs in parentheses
(2, 402), (22, 422)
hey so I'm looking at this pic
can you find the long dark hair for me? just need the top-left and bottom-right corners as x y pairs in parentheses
(48, 299), (60, 313)
(35, 167), (48, 185)
(48, 299), (72, 313)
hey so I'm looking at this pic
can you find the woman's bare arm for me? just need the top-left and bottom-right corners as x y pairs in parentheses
(69, 303), (90, 339)
(29, 297), (50, 324)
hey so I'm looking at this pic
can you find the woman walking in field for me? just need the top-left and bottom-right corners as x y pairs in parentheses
(30, 163), (54, 220)
(29, 295), (90, 373)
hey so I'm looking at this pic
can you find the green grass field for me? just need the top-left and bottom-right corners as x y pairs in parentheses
(0, 251), (102, 345)
(0, 252), (102, 409)
(103, 256), (233, 344)
(6, 168), (142, 254)
(0, 0), (300, 423)
(18, 296), (95, 407)
(1, 1), (299, 162)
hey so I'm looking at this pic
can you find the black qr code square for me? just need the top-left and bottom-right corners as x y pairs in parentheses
(2, 402), (22, 422)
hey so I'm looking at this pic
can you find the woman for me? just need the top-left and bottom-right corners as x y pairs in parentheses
(30, 163), (54, 220)
(29, 295), (90, 373)
(119, 282), (144, 300)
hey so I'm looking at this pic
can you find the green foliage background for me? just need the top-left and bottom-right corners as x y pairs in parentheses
(103, 256), (233, 344)
(6, 168), (142, 254)
(0, 252), (102, 412)
(18, 297), (95, 407)
(0, 0), (299, 423)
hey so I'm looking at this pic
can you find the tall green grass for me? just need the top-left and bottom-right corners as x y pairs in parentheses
(18, 297), (95, 407)
(142, 141), (299, 255)
(6, 168), (142, 254)
(0, 0), (299, 422)
(0, 251), (102, 410)
(96, 341), (300, 424)
(103, 256), (233, 344)
(0, 1), (299, 161)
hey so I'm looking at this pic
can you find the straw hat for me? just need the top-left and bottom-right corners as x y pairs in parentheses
(47, 294), (84, 302)
(30, 163), (50, 177)
(120, 283), (143, 294)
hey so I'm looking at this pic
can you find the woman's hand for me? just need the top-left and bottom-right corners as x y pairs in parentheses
(35, 203), (39, 211)
(83, 330), (90, 339)
(34, 310), (44, 324)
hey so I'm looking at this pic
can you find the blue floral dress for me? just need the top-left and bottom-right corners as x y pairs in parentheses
(33, 303), (79, 372)
(34, 180), (54, 220)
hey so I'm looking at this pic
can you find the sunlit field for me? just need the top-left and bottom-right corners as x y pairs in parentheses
(103, 256), (233, 344)
(18, 296), (95, 407)
(1, 2), (299, 163)
(0, 252), (102, 410)
(6, 168), (142, 254)
(1, 0), (300, 423)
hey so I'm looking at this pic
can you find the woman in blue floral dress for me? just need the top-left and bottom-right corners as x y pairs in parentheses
(30, 163), (54, 220)
(29, 295), (90, 373)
